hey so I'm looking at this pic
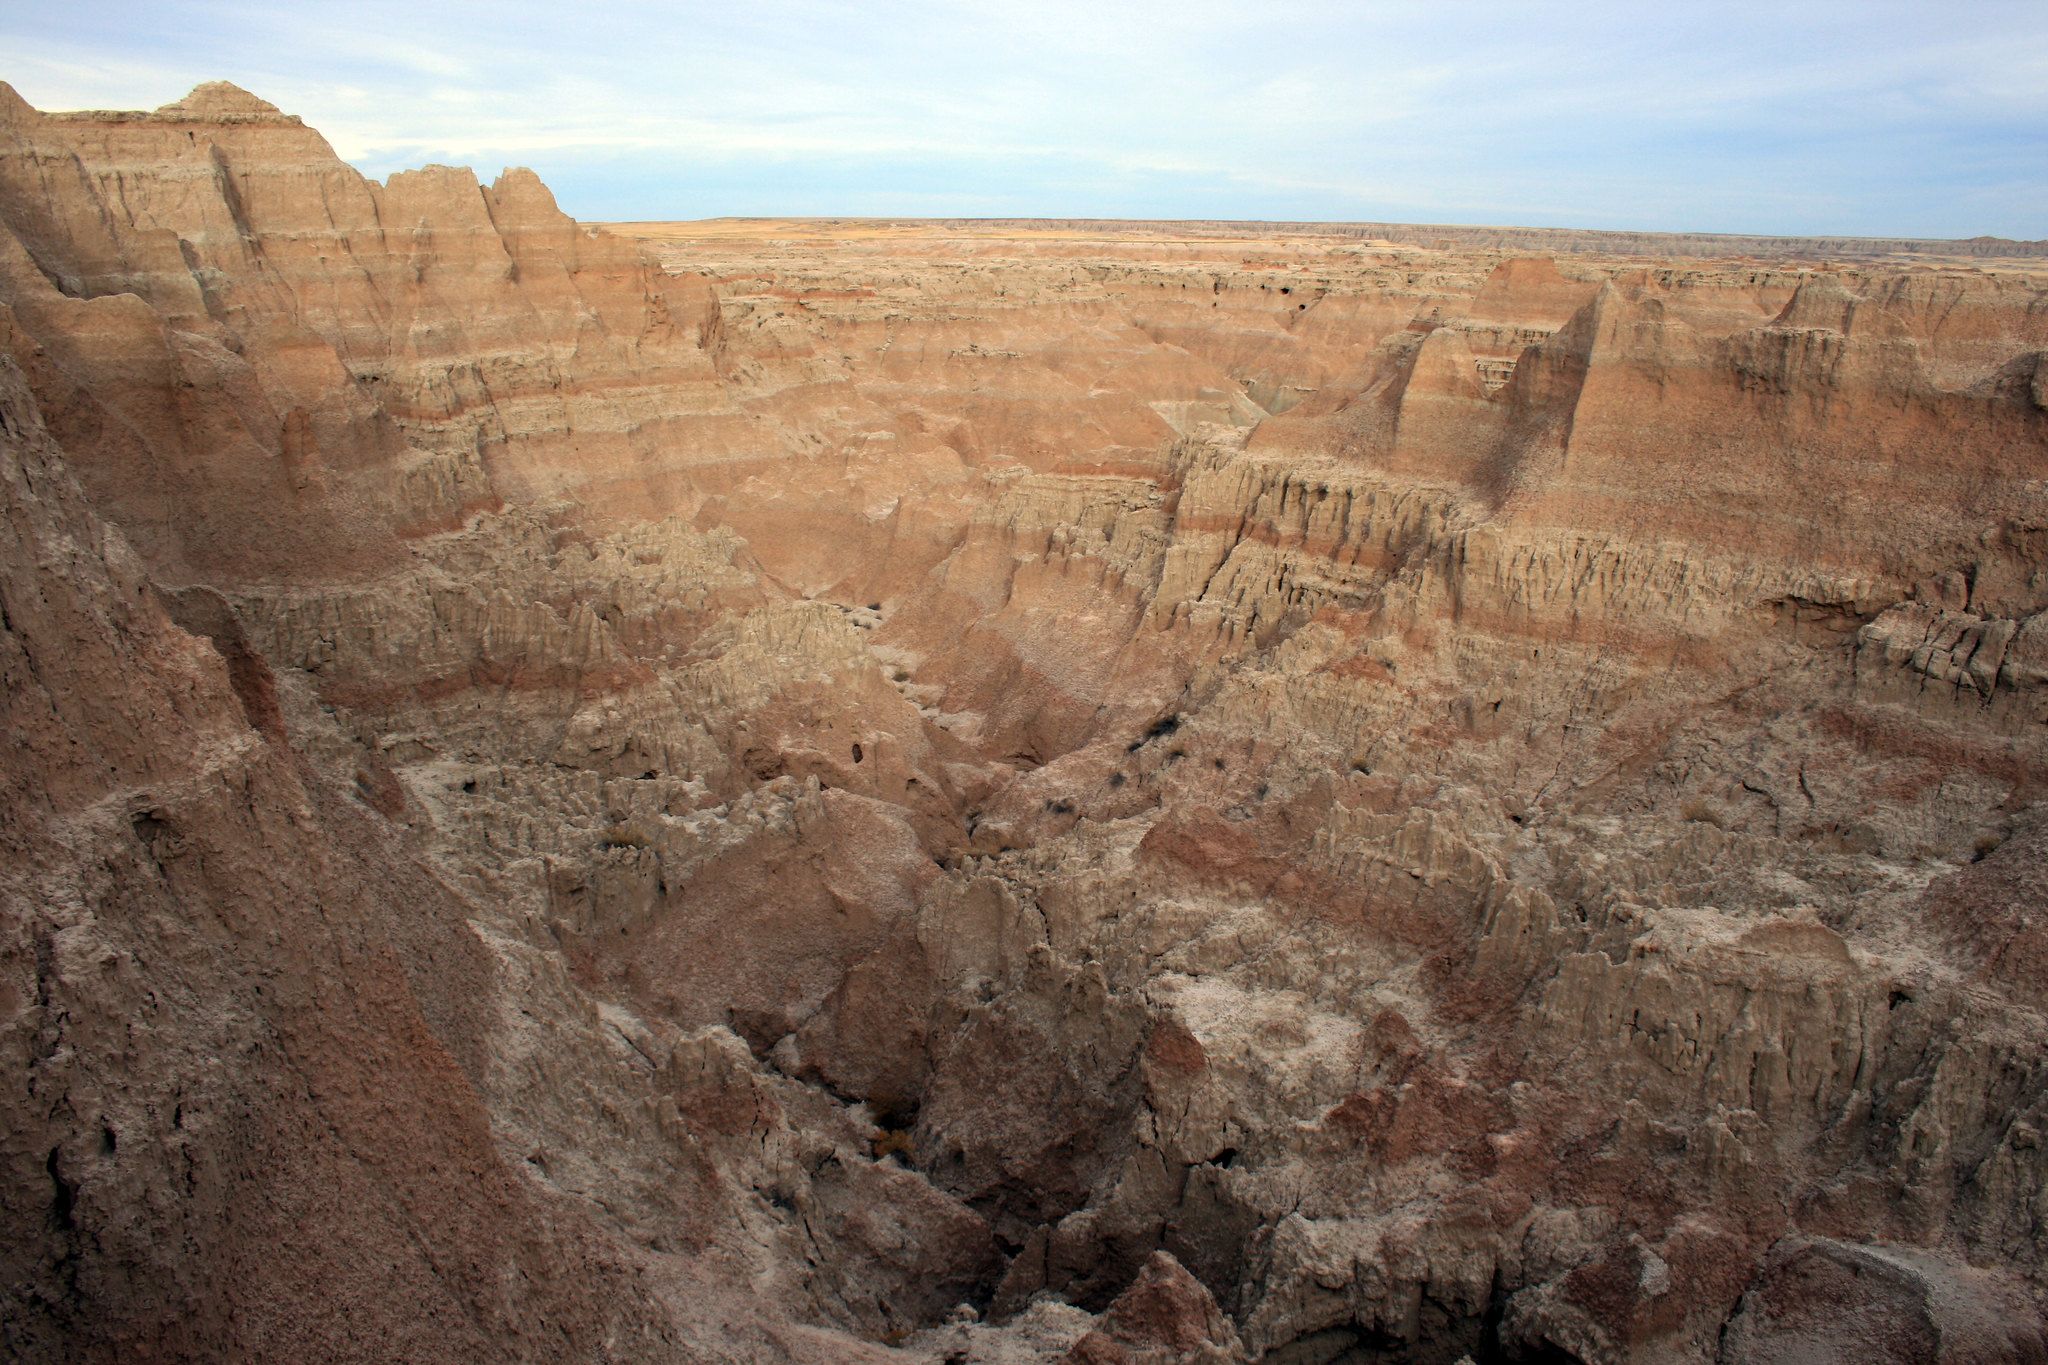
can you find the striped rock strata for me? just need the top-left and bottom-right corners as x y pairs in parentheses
(3, 84), (2047, 1363)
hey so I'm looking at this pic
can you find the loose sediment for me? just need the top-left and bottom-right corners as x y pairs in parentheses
(3, 82), (2046, 1363)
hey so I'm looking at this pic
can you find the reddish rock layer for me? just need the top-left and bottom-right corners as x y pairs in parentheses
(4, 84), (2047, 1363)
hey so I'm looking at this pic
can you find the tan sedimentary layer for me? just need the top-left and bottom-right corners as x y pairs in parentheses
(4, 83), (2047, 1363)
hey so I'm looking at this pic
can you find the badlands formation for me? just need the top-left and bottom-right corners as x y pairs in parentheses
(4, 83), (2048, 1363)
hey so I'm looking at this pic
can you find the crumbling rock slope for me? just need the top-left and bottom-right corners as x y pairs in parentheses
(3, 84), (2047, 1363)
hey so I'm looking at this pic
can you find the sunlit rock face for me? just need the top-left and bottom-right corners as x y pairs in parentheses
(4, 84), (2047, 1364)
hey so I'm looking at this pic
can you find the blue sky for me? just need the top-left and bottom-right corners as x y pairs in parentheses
(4, 0), (2044, 236)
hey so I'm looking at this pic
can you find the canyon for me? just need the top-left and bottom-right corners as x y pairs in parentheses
(2, 82), (2047, 1363)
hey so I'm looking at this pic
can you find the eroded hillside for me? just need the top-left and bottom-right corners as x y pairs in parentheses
(3, 83), (2046, 1363)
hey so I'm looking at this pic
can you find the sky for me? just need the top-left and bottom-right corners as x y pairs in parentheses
(3, 0), (2044, 237)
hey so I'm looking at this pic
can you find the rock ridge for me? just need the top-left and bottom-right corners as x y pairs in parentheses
(2, 85), (2046, 1363)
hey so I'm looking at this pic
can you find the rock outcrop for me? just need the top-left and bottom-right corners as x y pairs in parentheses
(3, 84), (2046, 1362)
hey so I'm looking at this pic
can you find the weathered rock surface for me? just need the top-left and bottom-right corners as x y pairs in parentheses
(3, 84), (2046, 1361)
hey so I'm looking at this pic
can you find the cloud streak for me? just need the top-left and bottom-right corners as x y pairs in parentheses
(4, 0), (2044, 235)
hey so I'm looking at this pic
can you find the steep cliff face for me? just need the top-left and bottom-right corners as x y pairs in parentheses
(0, 81), (730, 580)
(3, 85), (2046, 1363)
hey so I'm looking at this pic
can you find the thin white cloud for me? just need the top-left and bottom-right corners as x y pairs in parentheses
(2, 0), (2042, 234)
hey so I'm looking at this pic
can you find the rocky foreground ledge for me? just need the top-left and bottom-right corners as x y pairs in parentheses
(2, 82), (2046, 1362)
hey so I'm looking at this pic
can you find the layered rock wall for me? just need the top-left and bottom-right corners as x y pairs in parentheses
(4, 85), (2046, 1363)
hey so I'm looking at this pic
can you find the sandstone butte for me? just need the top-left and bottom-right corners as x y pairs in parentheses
(2, 80), (2047, 1364)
